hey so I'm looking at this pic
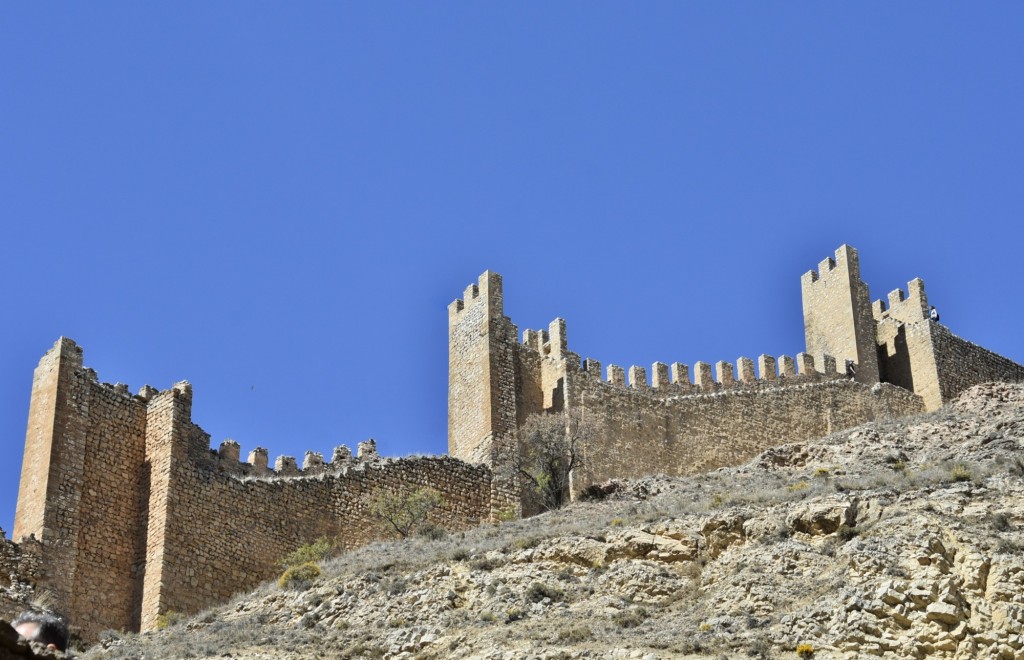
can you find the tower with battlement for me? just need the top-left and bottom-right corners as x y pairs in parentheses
(801, 244), (880, 385)
(12, 339), (509, 641)
(448, 244), (1024, 494)
(7, 243), (1024, 644)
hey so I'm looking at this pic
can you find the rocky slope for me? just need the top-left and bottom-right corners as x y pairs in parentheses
(85, 383), (1024, 659)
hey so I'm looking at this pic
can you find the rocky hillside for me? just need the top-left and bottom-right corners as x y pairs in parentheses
(85, 383), (1024, 659)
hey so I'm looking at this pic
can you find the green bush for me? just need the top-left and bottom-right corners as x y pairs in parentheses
(280, 537), (335, 568)
(278, 562), (321, 589)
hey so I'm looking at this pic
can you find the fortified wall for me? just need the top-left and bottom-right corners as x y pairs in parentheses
(11, 338), (514, 640)
(448, 245), (1024, 495)
(8, 243), (1024, 643)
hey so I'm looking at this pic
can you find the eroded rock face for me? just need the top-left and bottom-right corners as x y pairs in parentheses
(85, 383), (1024, 659)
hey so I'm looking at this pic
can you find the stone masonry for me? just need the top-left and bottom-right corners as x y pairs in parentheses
(448, 245), (1024, 502)
(11, 339), (515, 641)
(8, 243), (1024, 644)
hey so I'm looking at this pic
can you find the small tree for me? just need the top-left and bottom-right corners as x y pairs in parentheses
(369, 487), (444, 539)
(514, 410), (594, 511)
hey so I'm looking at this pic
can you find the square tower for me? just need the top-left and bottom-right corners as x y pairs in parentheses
(800, 245), (880, 384)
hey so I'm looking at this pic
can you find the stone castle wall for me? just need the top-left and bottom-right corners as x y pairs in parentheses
(931, 325), (1024, 406)
(137, 448), (498, 631)
(447, 265), (930, 493)
(570, 372), (922, 486)
(499, 313), (924, 489)
(10, 244), (1024, 645)
(12, 339), (510, 640)
(873, 277), (1024, 410)
(447, 245), (1024, 498)
(13, 339), (149, 636)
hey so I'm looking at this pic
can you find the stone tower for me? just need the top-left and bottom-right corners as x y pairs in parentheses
(801, 244), (880, 384)
(447, 271), (518, 466)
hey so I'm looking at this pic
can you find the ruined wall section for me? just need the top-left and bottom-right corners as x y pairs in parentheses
(514, 319), (580, 421)
(801, 245), (880, 384)
(0, 534), (41, 624)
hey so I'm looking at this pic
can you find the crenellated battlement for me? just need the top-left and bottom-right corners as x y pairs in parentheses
(800, 244), (861, 289)
(801, 244), (880, 384)
(448, 270), (504, 322)
(873, 277), (928, 324)
(449, 245), (1017, 502)
(575, 351), (844, 394)
(208, 436), (388, 479)
(500, 278), (849, 400)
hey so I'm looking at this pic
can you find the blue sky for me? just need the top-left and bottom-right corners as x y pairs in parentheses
(2, 4), (1023, 535)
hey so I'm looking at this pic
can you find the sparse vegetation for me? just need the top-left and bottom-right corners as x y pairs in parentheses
(280, 536), (336, 568)
(836, 524), (860, 542)
(512, 535), (541, 550)
(155, 610), (185, 630)
(556, 625), (591, 643)
(277, 561), (321, 589)
(989, 512), (1012, 532)
(504, 606), (526, 622)
(525, 581), (565, 603)
(511, 410), (596, 511)
(796, 642), (815, 658)
(416, 522), (447, 540)
(612, 607), (649, 628)
(368, 487), (444, 539)
(949, 462), (973, 482)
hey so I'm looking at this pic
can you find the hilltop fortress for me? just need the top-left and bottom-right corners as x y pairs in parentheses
(3, 244), (1023, 641)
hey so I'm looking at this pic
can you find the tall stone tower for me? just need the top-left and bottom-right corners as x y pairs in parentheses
(14, 338), (89, 617)
(447, 271), (518, 466)
(801, 245), (880, 384)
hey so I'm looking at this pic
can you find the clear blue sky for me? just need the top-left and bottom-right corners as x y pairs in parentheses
(2, 4), (1023, 535)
